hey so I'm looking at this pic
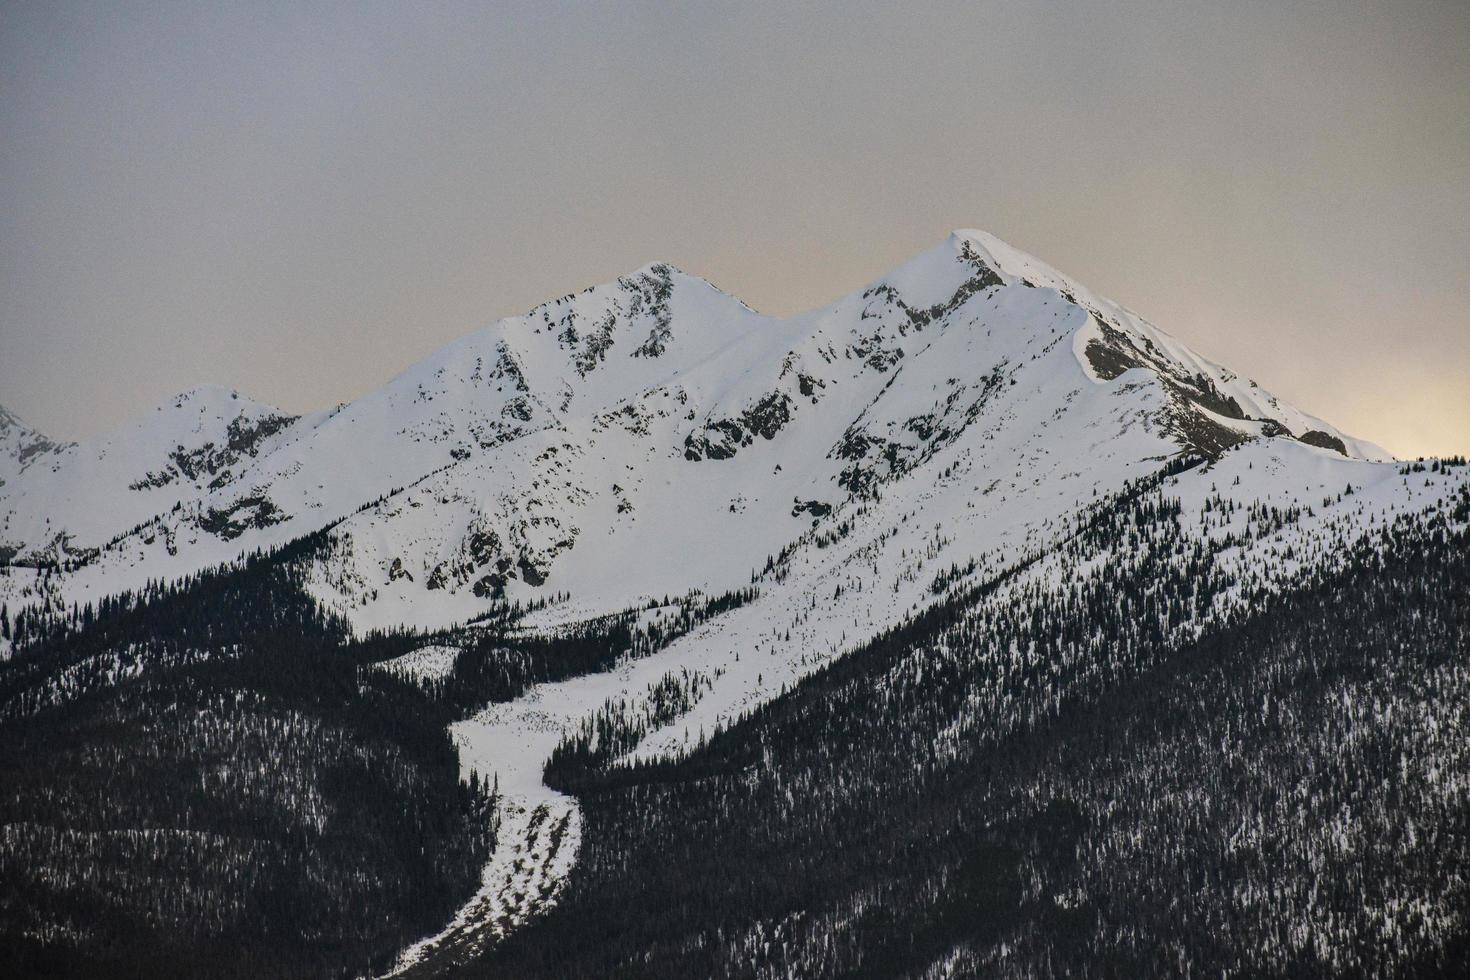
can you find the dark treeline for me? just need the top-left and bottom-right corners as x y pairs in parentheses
(430, 615), (637, 713)
(1, 533), (761, 977)
(0, 533), (351, 720)
(476, 484), (1470, 978)
(544, 666), (718, 787)
(420, 586), (758, 715)
(0, 535), (496, 979)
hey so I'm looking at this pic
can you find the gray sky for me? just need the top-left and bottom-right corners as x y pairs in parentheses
(3, 0), (1467, 457)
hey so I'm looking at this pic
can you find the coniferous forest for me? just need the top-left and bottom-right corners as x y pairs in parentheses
(0, 534), (757, 977)
(476, 494), (1470, 979)
(0, 542), (497, 979)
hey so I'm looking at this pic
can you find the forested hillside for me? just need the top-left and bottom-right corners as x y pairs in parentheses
(2, 230), (1465, 979)
(0, 543), (497, 979)
(478, 489), (1470, 979)
(0, 533), (763, 977)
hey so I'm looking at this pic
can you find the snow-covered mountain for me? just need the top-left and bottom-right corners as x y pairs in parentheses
(0, 230), (1386, 629)
(0, 406), (65, 514)
(5, 230), (1468, 978)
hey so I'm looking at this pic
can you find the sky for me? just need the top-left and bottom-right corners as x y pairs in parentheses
(2, 0), (1467, 458)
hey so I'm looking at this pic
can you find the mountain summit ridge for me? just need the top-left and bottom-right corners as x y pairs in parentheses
(0, 230), (1389, 628)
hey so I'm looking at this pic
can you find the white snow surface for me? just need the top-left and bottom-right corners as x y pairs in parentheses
(370, 644), (461, 685)
(0, 229), (1384, 628)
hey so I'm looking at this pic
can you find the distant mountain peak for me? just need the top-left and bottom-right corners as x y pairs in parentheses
(0, 403), (64, 482)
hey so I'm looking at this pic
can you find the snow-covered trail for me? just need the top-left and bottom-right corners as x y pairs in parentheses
(379, 616), (803, 977)
(378, 635), (739, 977)
(377, 668), (590, 976)
(383, 794), (579, 977)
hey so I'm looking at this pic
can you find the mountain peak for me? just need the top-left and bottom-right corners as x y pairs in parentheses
(945, 228), (1080, 287)
(625, 259), (682, 279)
(145, 385), (293, 429)
(622, 261), (755, 311)
(162, 383), (249, 408)
(0, 403), (64, 482)
(0, 228), (1396, 599)
(0, 402), (35, 436)
(946, 227), (1007, 259)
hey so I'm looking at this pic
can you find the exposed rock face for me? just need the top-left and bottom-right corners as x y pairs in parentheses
(132, 413), (298, 491)
(198, 495), (288, 541)
(684, 393), (794, 462)
(1298, 429), (1349, 456)
(0, 405), (64, 481)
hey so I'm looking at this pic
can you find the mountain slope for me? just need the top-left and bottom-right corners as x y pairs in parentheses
(0, 231), (1382, 630)
(3, 229), (1460, 980)
(0, 386), (297, 569)
(481, 489), (1470, 979)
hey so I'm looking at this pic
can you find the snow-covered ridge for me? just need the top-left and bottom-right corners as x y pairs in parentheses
(942, 229), (1387, 461)
(0, 230), (1388, 629)
(0, 403), (66, 495)
(3, 228), (1452, 973)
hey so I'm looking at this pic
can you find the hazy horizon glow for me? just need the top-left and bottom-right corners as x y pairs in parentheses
(3, 1), (1467, 457)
